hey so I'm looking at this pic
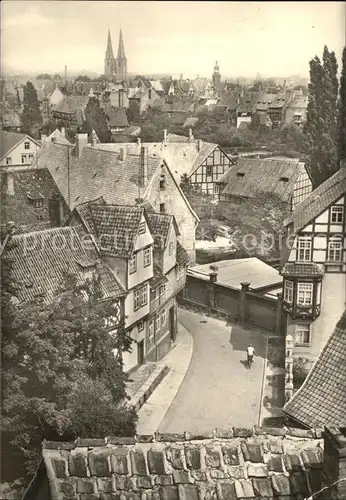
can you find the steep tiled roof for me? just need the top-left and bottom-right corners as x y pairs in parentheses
(255, 93), (276, 112)
(284, 167), (346, 231)
(38, 426), (325, 500)
(176, 240), (190, 266)
(76, 203), (145, 258)
(218, 158), (303, 202)
(53, 95), (89, 115)
(238, 91), (260, 113)
(146, 212), (173, 249)
(269, 93), (288, 110)
(280, 263), (324, 278)
(0, 168), (70, 234)
(0, 131), (38, 159)
(284, 309), (346, 428)
(190, 143), (217, 174)
(4, 226), (124, 303)
(218, 91), (241, 110)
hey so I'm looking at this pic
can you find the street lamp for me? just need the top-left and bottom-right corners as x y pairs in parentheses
(51, 137), (73, 207)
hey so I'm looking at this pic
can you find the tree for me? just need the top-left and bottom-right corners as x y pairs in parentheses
(303, 47), (339, 187)
(140, 104), (172, 142)
(21, 81), (42, 137)
(75, 75), (91, 82)
(84, 97), (111, 142)
(338, 47), (346, 161)
(126, 100), (141, 124)
(36, 73), (52, 80)
(1, 256), (136, 480)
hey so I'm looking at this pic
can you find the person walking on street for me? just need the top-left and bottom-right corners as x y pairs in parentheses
(247, 344), (255, 369)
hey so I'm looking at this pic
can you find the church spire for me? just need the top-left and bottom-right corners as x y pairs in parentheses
(106, 29), (114, 59)
(117, 28), (126, 59)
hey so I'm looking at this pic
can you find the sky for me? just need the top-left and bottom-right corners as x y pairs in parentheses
(1, 1), (345, 79)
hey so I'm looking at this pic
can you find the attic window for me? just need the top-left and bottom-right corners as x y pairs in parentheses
(138, 222), (146, 234)
(280, 176), (289, 182)
(160, 173), (166, 190)
(92, 172), (98, 178)
(236, 172), (245, 177)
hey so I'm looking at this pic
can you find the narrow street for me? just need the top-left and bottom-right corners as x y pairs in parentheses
(159, 308), (267, 433)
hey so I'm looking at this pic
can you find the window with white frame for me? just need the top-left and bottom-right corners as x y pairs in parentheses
(169, 241), (174, 255)
(139, 222), (146, 234)
(134, 289), (141, 311)
(331, 205), (344, 224)
(140, 286), (148, 307)
(328, 240), (343, 262)
(129, 253), (137, 274)
(5, 157), (11, 165)
(297, 237), (311, 261)
(33, 199), (44, 209)
(28, 154), (34, 161)
(143, 247), (151, 267)
(297, 282), (313, 305)
(161, 308), (167, 327)
(156, 315), (160, 331)
(159, 284), (166, 298)
(296, 324), (311, 345)
(24, 141), (30, 150)
(213, 183), (220, 194)
(284, 280), (294, 303)
(21, 154), (27, 164)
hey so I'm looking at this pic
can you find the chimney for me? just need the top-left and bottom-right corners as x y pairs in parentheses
(197, 139), (203, 152)
(137, 137), (141, 147)
(322, 426), (346, 499)
(61, 127), (66, 137)
(119, 146), (126, 161)
(75, 133), (88, 158)
(140, 146), (148, 187)
(6, 173), (14, 196)
(189, 128), (194, 140)
(163, 129), (167, 142)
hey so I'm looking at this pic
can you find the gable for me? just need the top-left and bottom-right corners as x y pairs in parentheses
(133, 213), (154, 251)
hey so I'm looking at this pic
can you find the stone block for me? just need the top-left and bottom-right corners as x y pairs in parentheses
(80, 494), (100, 500)
(252, 477), (273, 498)
(226, 466), (245, 480)
(136, 435), (154, 443)
(58, 478), (76, 497)
(137, 476), (152, 489)
(232, 428), (253, 438)
(184, 446), (201, 470)
(210, 469), (227, 479)
(77, 478), (96, 494)
(268, 439), (284, 455)
(159, 485), (179, 500)
(155, 475), (174, 486)
(130, 450), (147, 476)
(107, 437), (136, 445)
(254, 426), (286, 436)
(166, 447), (185, 470)
(184, 432), (214, 440)
(43, 441), (76, 450)
(114, 475), (134, 491)
(214, 429), (234, 439)
(239, 479), (255, 498)
(300, 448), (323, 469)
(266, 454), (284, 472)
(69, 450), (88, 477)
(52, 458), (68, 478)
(204, 447), (221, 468)
(240, 442), (263, 463)
(190, 470), (207, 481)
(76, 438), (105, 447)
(283, 453), (302, 472)
(271, 474), (291, 497)
(177, 484), (199, 500)
(88, 449), (111, 477)
(147, 450), (166, 475)
(247, 464), (268, 478)
(172, 470), (190, 484)
(216, 481), (237, 500)
(221, 446), (239, 466)
(96, 478), (113, 493)
(289, 471), (309, 496)
(111, 448), (129, 475)
(287, 428), (315, 439)
(155, 433), (185, 442)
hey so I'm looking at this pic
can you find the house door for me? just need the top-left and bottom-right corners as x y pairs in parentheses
(169, 306), (176, 342)
(137, 340), (144, 366)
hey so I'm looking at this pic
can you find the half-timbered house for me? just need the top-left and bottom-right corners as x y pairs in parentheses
(280, 164), (346, 364)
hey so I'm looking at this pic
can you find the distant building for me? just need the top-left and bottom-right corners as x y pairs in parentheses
(104, 28), (128, 83)
(0, 131), (41, 170)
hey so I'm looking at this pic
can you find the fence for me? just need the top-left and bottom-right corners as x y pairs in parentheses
(179, 270), (286, 335)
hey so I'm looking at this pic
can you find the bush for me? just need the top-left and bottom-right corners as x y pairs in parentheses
(292, 358), (310, 389)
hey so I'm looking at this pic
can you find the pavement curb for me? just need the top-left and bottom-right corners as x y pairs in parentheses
(136, 320), (194, 434)
(129, 365), (170, 413)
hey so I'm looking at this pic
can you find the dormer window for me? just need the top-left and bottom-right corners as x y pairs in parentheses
(160, 173), (166, 190)
(280, 176), (289, 182)
(139, 222), (146, 235)
(33, 199), (44, 209)
(331, 205), (344, 223)
(169, 241), (174, 256)
(27, 192), (44, 208)
(24, 141), (30, 150)
(236, 172), (245, 177)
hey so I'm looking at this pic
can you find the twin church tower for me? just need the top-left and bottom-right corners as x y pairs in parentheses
(104, 28), (128, 83)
